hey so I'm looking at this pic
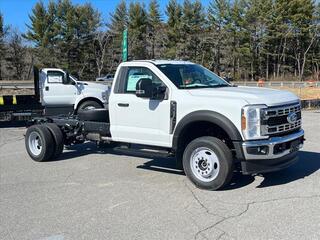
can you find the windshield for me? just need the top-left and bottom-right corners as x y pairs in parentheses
(156, 64), (230, 89)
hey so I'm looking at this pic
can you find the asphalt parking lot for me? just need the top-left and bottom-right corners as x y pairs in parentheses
(0, 111), (319, 240)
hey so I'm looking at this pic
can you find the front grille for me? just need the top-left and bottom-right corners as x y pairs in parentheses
(261, 103), (302, 136)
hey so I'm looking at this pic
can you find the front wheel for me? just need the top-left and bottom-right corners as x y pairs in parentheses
(183, 136), (234, 190)
(77, 100), (103, 112)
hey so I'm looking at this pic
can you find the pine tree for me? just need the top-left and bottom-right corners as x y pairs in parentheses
(178, 0), (206, 61)
(107, 0), (128, 64)
(20, 0), (320, 81)
(25, 0), (101, 79)
(128, 2), (148, 59)
(207, 0), (230, 73)
(108, 0), (128, 35)
(24, 1), (58, 67)
(147, 0), (163, 59)
(25, 1), (49, 47)
(165, 0), (182, 58)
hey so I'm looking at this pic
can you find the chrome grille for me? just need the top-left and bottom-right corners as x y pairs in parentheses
(261, 103), (302, 136)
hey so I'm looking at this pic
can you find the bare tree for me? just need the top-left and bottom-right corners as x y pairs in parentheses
(94, 31), (112, 77)
(0, 13), (9, 80)
(5, 30), (27, 80)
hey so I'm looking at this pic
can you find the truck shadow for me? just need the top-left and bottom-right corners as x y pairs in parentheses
(256, 151), (320, 188)
(57, 145), (320, 190)
(0, 121), (28, 128)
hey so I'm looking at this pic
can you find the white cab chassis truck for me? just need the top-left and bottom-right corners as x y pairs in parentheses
(39, 68), (109, 115)
(0, 68), (109, 121)
(25, 60), (305, 190)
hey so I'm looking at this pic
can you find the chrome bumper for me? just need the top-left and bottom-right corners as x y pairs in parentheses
(242, 129), (304, 160)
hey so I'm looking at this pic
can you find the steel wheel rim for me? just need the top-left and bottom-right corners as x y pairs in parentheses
(84, 106), (96, 110)
(190, 147), (220, 182)
(28, 131), (42, 156)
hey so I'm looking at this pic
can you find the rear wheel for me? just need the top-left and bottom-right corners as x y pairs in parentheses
(183, 136), (233, 190)
(25, 125), (54, 162)
(45, 123), (64, 159)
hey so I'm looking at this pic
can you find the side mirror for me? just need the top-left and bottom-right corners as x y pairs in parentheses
(136, 78), (153, 98)
(63, 72), (71, 84)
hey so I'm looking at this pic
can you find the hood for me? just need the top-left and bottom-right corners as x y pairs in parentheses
(188, 86), (299, 106)
(77, 81), (109, 91)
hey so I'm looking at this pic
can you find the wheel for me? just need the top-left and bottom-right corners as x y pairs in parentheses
(78, 100), (103, 112)
(78, 108), (109, 122)
(183, 136), (234, 190)
(44, 123), (64, 159)
(25, 125), (55, 162)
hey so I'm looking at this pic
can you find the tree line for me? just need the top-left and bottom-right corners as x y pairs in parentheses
(0, 0), (319, 81)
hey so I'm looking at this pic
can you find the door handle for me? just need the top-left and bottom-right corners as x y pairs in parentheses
(118, 103), (129, 107)
(45, 86), (49, 91)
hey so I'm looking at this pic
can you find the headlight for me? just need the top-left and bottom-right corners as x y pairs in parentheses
(241, 105), (268, 140)
(101, 90), (109, 101)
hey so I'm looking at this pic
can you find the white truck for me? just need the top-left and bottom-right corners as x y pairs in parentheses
(39, 68), (110, 115)
(0, 68), (109, 121)
(25, 60), (304, 190)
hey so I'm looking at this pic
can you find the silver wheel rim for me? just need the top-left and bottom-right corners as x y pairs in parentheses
(28, 131), (42, 156)
(84, 106), (96, 110)
(190, 147), (220, 182)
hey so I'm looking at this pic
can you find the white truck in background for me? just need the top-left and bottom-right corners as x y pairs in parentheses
(0, 67), (110, 121)
(39, 68), (110, 115)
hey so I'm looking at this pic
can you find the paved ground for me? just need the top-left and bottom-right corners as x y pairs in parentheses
(0, 111), (319, 240)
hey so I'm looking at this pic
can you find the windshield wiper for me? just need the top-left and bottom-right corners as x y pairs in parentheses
(210, 84), (230, 88)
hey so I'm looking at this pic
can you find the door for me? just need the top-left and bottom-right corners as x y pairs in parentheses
(42, 70), (77, 106)
(110, 66), (171, 147)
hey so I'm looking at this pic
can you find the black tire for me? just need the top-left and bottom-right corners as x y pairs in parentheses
(25, 125), (55, 162)
(77, 100), (103, 112)
(183, 136), (233, 190)
(45, 123), (64, 159)
(78, 108), (109, 122)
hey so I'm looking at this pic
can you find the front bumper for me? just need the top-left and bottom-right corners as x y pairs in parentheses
(240, 129), (304, 174)
(242, 129), (304, 160)
(241, 151), (299, 175)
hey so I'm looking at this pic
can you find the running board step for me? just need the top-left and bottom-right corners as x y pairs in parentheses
(114, 144), (173, 158)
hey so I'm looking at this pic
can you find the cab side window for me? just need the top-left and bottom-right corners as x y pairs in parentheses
(47, 71), (64, 84)
(125, 67), (164, 93)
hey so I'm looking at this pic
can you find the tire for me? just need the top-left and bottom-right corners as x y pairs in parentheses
(183, 136), (234, 190)
(78, 108), (109, 122)
(25, 125), (55, 162)
(45, 123), (64, 159)
(78, 100), (103, 112)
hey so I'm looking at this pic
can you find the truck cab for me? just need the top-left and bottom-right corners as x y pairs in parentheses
(25, 60), (304, 191)
(39, 68), (110, 115)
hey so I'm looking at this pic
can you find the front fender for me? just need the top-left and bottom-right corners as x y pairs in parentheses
(172, 110), (243, 151)
(74, 93), (105, 110)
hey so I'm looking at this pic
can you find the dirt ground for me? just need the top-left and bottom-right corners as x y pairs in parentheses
(0, 89), (34, 96)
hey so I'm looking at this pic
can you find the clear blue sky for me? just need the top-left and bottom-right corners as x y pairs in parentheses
(0, 0), (211, 33)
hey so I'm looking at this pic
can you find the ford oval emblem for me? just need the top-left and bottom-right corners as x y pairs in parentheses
(287, 112), (297, 124)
